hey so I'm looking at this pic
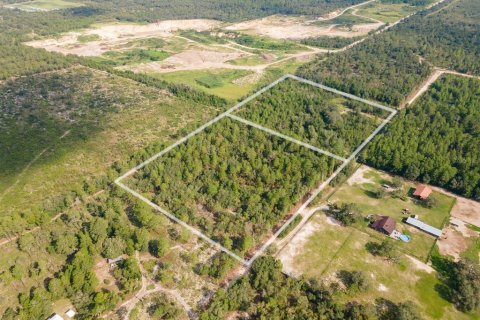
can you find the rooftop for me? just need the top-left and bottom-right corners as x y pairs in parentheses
(404, 217), (442, 237)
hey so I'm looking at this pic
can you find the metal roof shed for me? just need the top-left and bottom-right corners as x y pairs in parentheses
(404, 217), (442, 237)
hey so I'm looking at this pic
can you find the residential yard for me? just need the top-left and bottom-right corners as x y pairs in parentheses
(329, 165), (455, 260)
(278, 213), (476, 320)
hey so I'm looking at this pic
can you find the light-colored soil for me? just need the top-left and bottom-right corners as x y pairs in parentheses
(232, 71), (263, 85)
(450, 196), (480, 228)
(378, 283), (388, 292)
(129, 49), (249, 74)
(277, 214), (335, 277)
(225, 14), (382, 40)
(406, 255), (435, 273)
(316, 0), (377, 21)
(347, 165), (374, 186)
(449, 217), (479, 238)
(94, 258), (118, 292)
(26, 20), (221, 56)
(437, 227), (469, 261)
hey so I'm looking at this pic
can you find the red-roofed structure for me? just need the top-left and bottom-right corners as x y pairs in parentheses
(370, 215), (396, 236)
(413, 185), (432, 200)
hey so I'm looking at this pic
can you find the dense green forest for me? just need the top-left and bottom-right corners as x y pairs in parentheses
(393, 0), (480, 74)
(126, 118), (338, 255)
(237, 78), (384, 157)
(298, 34), (431, 106)
(86, 0), (365, 22)
(297, 0), (480, 106)
(363, 75), (480, 199)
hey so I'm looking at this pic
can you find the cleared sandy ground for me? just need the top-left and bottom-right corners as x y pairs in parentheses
(128, 49), (253, 74)
(225, 15), (382, 40)
(26, 19), (221, 56)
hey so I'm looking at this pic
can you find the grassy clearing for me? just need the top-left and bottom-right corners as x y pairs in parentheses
(151, 69), (255, 101)
(4, 0), (83, 11)
(287, 214), (474, 319)
(227, 54), (272, 66)
(98, 49), (170, 66)
(314, 9), (373, 27)
(329, 166), (455, 260)
(77, 34), (100, 43)
(358, 2), (420, 23)
(0, 67), (219, 230)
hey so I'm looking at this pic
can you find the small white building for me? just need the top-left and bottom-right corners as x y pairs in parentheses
(65, 309), (76, 318)
(48, 314), (64, 320)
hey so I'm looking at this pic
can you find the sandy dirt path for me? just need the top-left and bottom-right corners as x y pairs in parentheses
(314, 0), (378, 21)
(401, 68), (480, 108)
(119, 251), (194, 320)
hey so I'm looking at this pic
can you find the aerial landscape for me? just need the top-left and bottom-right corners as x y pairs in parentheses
(0, 0), (479, 319)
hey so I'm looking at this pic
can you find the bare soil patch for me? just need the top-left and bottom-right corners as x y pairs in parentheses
(226, 15), (381, 40)
(277, 215), (333, 277)
(128, 49), (253, 74)
(406, 255), (434, 273)
(437, 227), (469, 261)
(26, 20), (221, 56)
(347, 165), (374, 186)
(450, 196), (480, 228)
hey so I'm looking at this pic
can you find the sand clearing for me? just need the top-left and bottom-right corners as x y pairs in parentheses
(128, 49), (252, 74)
(437, 227), (470, 261)
(347, 165), (374, 186)
(277, 218), (325, 277)
(226, 15), (382, 40)
(26, 19), (221, 56)
(450, 197), (480, 228)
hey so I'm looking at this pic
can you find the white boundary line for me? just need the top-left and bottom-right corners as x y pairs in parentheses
(115, 75), (397, 267)
(226, 113), (348, 162)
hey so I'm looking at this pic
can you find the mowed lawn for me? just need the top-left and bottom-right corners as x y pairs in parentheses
(283, 214), (475, 320)
(330, 166), (455, 260)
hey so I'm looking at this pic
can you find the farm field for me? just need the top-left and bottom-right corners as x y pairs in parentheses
(329, 165), (454, 260)
(236, 78), (387, 157)
(277, 213), (476, 320)
(0, 67), (220, 238)
(4, 0), (83, 11)
(123, 117), (340, 257)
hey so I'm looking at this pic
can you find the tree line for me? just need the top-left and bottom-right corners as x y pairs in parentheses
(363, 75), (480, 200)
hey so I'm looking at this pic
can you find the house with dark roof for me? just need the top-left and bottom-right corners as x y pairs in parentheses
(413, 185), (432, 200)
(370, 215), (396, 236)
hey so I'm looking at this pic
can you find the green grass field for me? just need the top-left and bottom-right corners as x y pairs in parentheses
(5, 0), (83, 11)
(285, 213), (475, 320)
(358, 2), (420, 23)
(152, 69), (255, 100)
(329, 166), (454, 260)
(314, 9), (374, 27)
(77, 34), (100, 43)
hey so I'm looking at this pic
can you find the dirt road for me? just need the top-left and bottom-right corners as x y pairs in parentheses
(401, 68), (480, 108)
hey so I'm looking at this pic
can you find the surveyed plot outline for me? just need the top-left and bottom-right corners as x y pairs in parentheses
(115, 74), (397, 266)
